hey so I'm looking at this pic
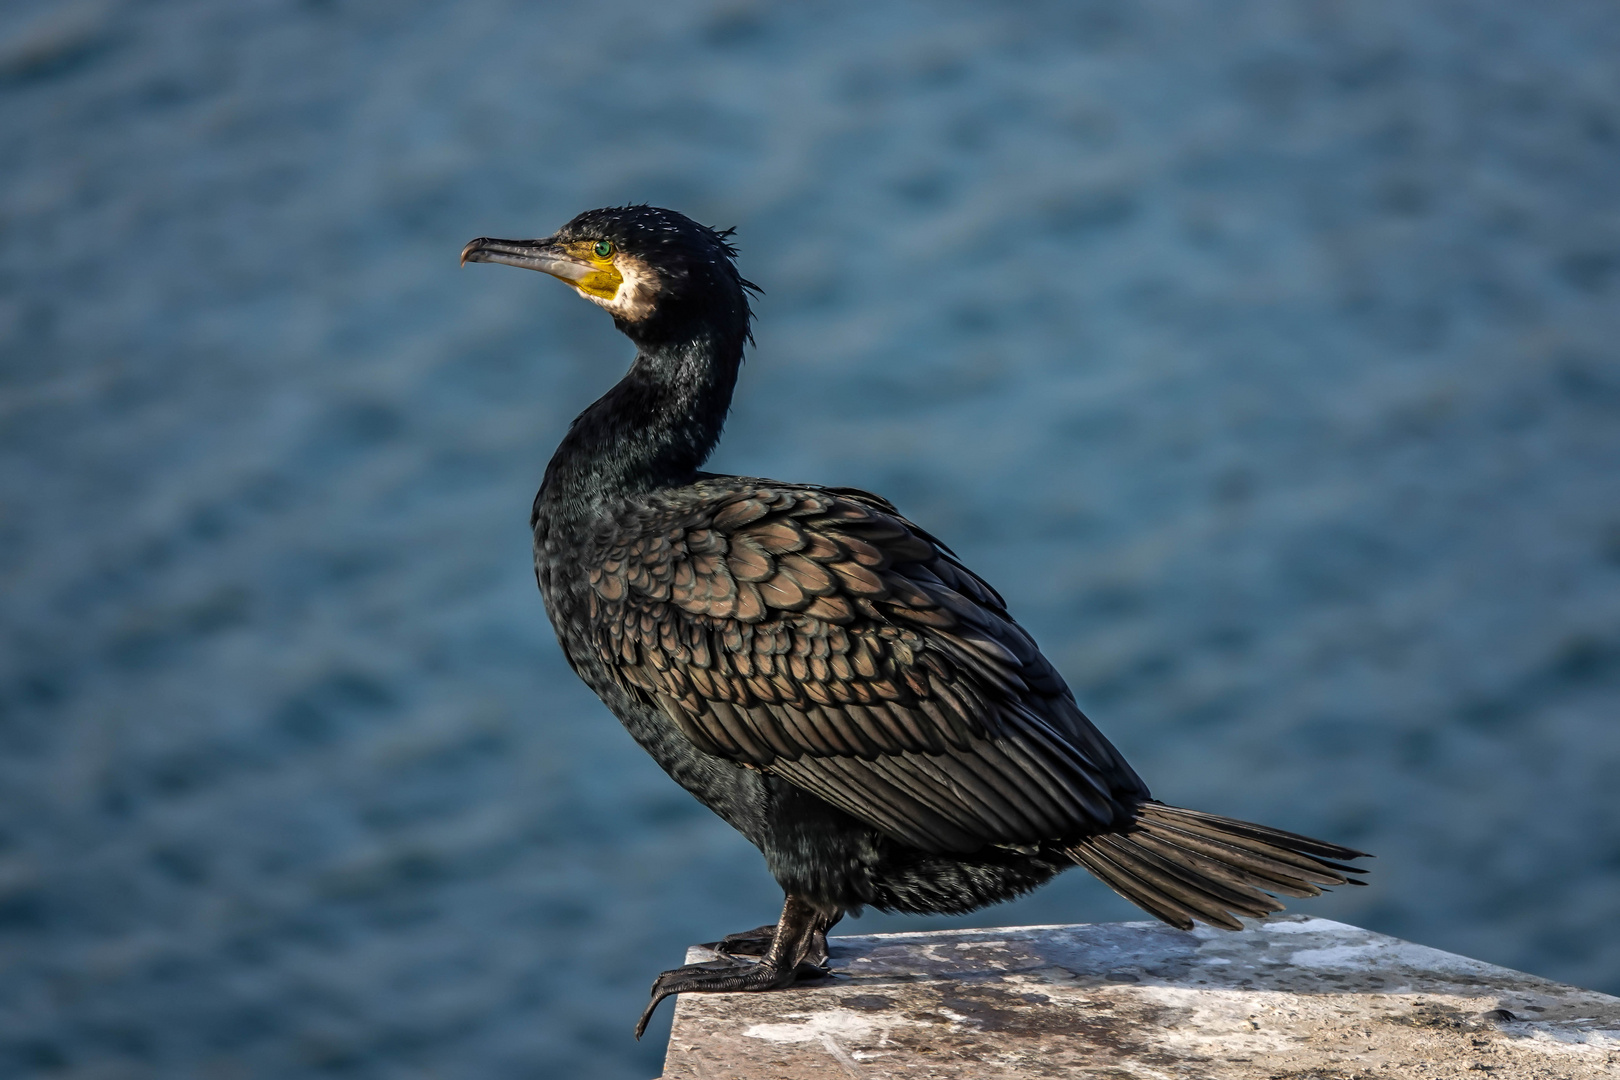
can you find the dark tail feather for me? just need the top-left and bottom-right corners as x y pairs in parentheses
(1064, 802), (1371, 932)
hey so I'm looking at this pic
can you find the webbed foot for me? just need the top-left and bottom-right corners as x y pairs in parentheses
(634, 953), (798, 1038)
(634, 894), (840, 1039)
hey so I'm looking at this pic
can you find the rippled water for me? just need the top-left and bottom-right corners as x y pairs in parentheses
(3, 1), (1619, 1077)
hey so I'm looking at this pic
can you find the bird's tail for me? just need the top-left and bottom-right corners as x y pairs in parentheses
(1064, 802), (1369, 932)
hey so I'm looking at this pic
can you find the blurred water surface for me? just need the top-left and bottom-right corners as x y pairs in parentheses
(3, 1), (1620, 1076)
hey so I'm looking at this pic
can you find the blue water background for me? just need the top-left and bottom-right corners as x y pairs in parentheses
(3, 1), (1619, 1076)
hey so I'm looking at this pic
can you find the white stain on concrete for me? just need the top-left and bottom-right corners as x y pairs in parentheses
(742, 1009), (897, 1044)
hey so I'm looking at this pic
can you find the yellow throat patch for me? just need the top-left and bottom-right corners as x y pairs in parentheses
(562, 241), (623, 300)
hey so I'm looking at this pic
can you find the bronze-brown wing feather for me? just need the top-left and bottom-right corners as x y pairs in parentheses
(583, 482), (1148, 853)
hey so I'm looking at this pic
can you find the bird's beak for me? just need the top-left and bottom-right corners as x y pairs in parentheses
(460, 236), (596, 285)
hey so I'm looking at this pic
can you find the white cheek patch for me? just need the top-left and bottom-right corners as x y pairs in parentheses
(584, 254), (660, 322)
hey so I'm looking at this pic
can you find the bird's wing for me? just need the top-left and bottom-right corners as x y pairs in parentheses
(584, 484), (1149, 853)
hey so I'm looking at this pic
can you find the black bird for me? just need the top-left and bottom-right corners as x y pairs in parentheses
(461, 206), (1368, 1038)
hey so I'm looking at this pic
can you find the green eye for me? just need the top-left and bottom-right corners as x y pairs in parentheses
(593, 240), (614, 258)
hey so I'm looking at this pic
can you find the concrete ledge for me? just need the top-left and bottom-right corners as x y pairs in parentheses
(660, 916), (1620, 1078)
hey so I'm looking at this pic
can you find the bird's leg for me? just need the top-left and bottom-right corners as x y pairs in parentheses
(707, 909), (842, 970)
(635, 894), (837, 1039)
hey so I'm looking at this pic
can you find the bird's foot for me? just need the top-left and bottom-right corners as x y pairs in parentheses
(706, 925), (832, 970)
(634, 893), (840, 1039)
(634, 954), (801, 1039)
(706, 917), (837, 973)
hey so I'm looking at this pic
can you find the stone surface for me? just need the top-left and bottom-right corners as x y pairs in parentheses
(661, 917), (1620, 1078)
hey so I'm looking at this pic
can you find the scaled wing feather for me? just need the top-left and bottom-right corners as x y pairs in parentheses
(583, 482), (1147, 853)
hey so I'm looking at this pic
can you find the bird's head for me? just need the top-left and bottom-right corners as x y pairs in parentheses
(461, 205), (757, 348)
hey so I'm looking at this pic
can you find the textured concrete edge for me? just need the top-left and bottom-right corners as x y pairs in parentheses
(660, 917), (1620, 1079)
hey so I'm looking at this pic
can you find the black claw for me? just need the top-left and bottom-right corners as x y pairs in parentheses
(635, 996), (663, 1041)
(795, 957), (833, 980)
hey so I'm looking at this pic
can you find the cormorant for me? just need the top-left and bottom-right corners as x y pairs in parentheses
(461, 205), (1369, 1038)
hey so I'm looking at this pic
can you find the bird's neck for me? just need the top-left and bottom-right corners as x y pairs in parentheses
(539, 330), (743, 519)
